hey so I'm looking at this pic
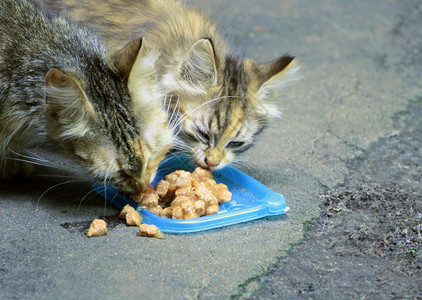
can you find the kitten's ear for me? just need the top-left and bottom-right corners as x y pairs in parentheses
(260, 56), (297, 84)
(254, 55), (300, 118)
(174, 38), (218, 94)
(110, 37), (143, 81)
(45, 68), (95, 138)
(126, 38), (162, 108)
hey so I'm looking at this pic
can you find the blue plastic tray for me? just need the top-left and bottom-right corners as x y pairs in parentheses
(93, 154), (289, 233)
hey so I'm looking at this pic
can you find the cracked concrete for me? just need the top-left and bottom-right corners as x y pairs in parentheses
(1, 0), (421, 299)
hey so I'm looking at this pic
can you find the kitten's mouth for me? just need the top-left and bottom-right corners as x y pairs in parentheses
(200, 165), (216, 172)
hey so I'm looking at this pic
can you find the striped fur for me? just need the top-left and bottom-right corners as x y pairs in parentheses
(0, 0), (172, 192)
(44, 0), (300, 170)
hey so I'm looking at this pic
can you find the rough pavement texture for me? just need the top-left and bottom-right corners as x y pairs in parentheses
(1, 0), (421, 299)
(235, 98), (422, 299)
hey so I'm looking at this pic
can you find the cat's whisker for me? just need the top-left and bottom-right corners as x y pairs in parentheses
(163, 95), (169, 112)
(231, 159), (252, 173)
(104, 189), (120, 218)
(77, 187), (101, 210)
(160, 152), (183, 165)
(220, 164), (237, 182)
(168, 104), (185, 137)
(247, 115), (279, 129)
(36, 179), (84, 210)
(8, 157), (60, 170)
(34, 173), (79, 179)
(173, 101), (181, 131)
(172, 147), (194, 156)
(170, 136), (194, 153)
(172, 147), (192, 154)
(173, 96), (240, 131)
(6, 147), (82, 175)
(25, 149), (46, 160)
(159, 151), (189, 167)
(102, 160), (115, 216)
(166, 95), (174, 116)
(11, 150), (102, 205)
(264, 123), (283, 128)
(168, 95), (180, 129)
(8, 147), (56, 165)
(171, 140), (193, 152)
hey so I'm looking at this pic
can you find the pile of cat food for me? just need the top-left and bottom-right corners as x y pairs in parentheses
(86, 167), (231, 238)
(132, 167), (232, 219)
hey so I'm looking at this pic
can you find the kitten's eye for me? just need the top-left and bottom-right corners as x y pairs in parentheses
(197, 129), (209, 141)
(227, 141), (245, 148)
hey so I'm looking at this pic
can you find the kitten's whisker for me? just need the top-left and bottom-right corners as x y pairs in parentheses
(104, 189), (119, 218)
(171, 140), (193, 151)
(159, 153), (180, 165)
(77, 188), (100, 210)
(7, 148), (79, 174)
(170, 136), (194, 153)
(221, 164), (237, 182)
(168, 95), (179, 128)
(26, 150), (47, 161)
(166, 95), (174, 116)
(173, 96), (240, 130)
(173, 100), (181, 130)
(102, 160), (115, 216)
(8, 148), (54, 165)
(37, 179), (83, 210)
(34, 173), (78, 179)
(166, 95), (184, 137)
(247, 116), (278, 129)
(8, 157), (61, 170)
(231, 160), (252, 173)
(263, 124), (283, 130)
(163, 95), (168, 112)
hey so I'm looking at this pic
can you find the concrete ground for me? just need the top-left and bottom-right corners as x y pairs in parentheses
(1, 0), (421, 299)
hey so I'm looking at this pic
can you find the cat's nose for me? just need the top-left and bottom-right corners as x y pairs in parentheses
(204, 158), (218, 168)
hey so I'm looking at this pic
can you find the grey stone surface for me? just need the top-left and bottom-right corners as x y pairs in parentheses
(1, 0), (421, 299)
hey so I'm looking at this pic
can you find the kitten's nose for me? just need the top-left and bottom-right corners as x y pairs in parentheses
(204, 158), (218, 168)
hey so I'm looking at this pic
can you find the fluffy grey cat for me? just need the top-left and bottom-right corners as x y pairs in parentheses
(0, 0), (173, 193)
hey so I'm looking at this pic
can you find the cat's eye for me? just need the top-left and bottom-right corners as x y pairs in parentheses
(197, 129), (209, 141)
(227, 141), (244, 148)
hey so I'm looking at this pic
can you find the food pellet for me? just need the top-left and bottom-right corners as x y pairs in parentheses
(86, 219), (107, 237)
(138, 224), (165, 239)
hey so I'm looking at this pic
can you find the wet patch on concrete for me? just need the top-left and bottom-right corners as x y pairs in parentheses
(61, 215), (123, 234)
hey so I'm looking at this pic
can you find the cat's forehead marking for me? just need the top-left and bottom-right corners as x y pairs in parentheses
(216, 105), (244, 148)
(209, 114), (219, 133)
(222, 56), (248, 98)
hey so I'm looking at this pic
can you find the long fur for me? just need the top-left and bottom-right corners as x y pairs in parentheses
(0, 0), (173, 192)
(43, 0), (300, 170)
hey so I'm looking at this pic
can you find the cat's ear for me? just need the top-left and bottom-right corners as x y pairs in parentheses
(110, 37), (143, 81)
(254, 55), (300, 118)
(164, 38), (218, 94)
(45, 68), (95, 138)
(126, 38), (162, 108)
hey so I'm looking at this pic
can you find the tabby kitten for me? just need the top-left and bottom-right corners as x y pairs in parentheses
(0, 0), (173, 193)
(45, 0), (299, 170)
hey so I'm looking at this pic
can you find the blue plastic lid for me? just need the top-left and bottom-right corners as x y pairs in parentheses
(93, 154), (289, 233)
